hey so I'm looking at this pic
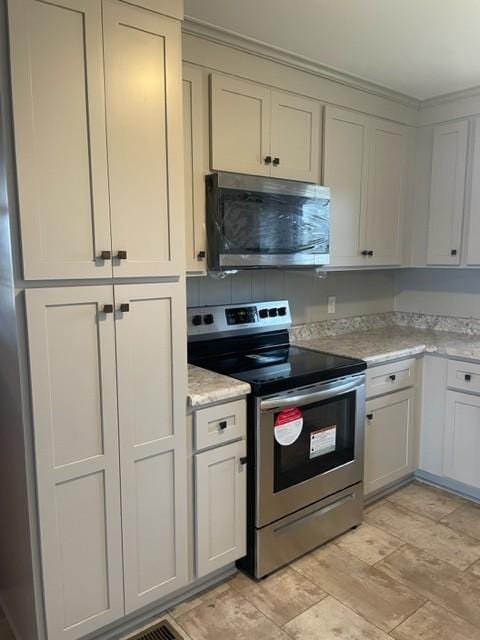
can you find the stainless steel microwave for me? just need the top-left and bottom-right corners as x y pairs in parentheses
(206, 172), (330, 271)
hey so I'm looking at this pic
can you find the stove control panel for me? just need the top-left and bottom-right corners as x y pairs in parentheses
(187, 300), (292, 338)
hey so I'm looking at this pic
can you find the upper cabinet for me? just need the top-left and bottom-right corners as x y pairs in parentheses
(324, 106), (408, 267)
(426, 120), (468, 265)
(466, 117), (480, 265)
(210, 74), (321, 183)
(9, 0), (184, 280)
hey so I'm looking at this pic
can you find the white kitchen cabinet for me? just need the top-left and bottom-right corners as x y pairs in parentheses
(25, 287), (124, 640)
(8, 0), (112, 280)
(114, 282), (188, 612)
(427, 120), (468, 265)
(183, 64), (208, 273)
(444, 391), (480, 488)
(324, 107), (370, 267)
(466, 117), (480, 265)
(364, 388), (415, 495)
(104, 1), (184, 278)
(210, 74), (321, 182)
(195, 440), (247, 577)
(324, 106), (408, 267)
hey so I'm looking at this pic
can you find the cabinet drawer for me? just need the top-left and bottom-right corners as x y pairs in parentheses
(366, 358), (416, 399)
(194, 399), (246, 451)
(447, 359), (480, 394)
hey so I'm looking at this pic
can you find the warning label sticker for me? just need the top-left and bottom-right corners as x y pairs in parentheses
(310, 425), (337, 459)
(274, 407), (303, 446)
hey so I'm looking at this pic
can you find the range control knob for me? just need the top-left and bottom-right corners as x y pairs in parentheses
(203, 313), (214, 325)
(278, 307), (287, 316)
(192, 315), (202, 326)
(268, 308), (278, 318)
(259, 308), (268, 319)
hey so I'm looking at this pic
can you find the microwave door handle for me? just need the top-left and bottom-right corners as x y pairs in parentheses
(260, 378), (364, 411)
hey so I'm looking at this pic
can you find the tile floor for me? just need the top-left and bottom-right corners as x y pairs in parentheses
(3, 481), (480, 640)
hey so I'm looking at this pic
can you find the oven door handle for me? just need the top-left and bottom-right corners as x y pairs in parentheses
(260, 378), (364, 411)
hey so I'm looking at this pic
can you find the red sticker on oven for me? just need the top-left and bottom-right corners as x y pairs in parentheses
(274, 407), (303, 446)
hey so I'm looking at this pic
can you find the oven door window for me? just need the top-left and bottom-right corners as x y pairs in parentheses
(273, 391), (355, 493)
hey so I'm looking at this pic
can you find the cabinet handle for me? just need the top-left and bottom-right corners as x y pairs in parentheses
(465, 374), (472, 381)
(103, 304), (114, 314)
(99, 250), (111, 260)
(239, 456), (248, 465)
(368, 250), (374, 257)
(197, 250), (206, 260)
(117, 250), (128, 260)
(361, 250), (368, 256)
(366, 413), (374, 420)
(264, 156), (272, 165)
(389, 374), (396, 381)
(272, 157), (280, 166)
(218, 420), (227, 430)
(451, 249), (457, 256)
(120, 303), (130, 313)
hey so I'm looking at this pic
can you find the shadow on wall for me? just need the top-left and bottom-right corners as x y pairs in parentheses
(187, 269), (396, 325)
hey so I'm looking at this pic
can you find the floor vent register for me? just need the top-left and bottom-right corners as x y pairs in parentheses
(127, 619), (184, 640)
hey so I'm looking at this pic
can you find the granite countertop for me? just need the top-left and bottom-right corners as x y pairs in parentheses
(295, 326), (480, 365)
(188, 364), (251, 408)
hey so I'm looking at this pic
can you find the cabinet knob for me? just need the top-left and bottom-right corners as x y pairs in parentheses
(120, 303), (130, 313)
(389, 374), (396, 381)
(451, 249), (457, 256)
(99, 250), (111, 260)
(465, 374), (472, 381)
(197, 250), (206, 260)
(239, 456), (248, 465)
(117, 250), (128, 260)
(218, 420), (227, 430)
(368, 250), (374, 257)
(366, 413), (374, 420)
(361, 250), (368, 256)
(272, 157), (280, 166)
(103, 304), (114, 314)
(264, 156), (272, 165)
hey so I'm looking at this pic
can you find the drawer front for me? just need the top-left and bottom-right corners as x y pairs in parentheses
(367, 358), (416, 399)
(447, 359), (480, 394)
(194, 399), (246, 451)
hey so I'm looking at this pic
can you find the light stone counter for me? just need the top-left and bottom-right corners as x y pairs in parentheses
(295, 326), (480, 365)
(188, 364), (251, 408)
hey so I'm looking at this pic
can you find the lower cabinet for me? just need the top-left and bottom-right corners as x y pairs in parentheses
(364, 388), (415, 495)
(26, 283), (188, 640)
(195, 440), (247, 577)
(444, 390), (480, 488)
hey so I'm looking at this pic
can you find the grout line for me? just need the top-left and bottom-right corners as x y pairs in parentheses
(387, 598), (429, 634)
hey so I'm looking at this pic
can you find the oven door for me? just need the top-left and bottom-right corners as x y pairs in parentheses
(256, 374), (365, 528)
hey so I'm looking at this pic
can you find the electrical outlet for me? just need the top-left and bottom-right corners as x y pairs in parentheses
(327, 296), (336, 314)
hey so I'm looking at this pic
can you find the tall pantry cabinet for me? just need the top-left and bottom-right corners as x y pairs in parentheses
(2, 1), (187, 639)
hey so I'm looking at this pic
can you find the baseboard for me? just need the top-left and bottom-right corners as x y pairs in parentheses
(415, 470), (480, 503)
(364, 473), (415, 505)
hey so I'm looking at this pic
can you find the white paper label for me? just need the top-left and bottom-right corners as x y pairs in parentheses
(274, 407), (303, 446)
(310, 426), (337, 459)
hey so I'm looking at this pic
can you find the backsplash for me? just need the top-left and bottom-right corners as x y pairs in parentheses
(187, 270), (396, 325)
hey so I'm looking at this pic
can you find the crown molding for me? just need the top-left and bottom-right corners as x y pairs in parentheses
(182, 17), (421, 110)
(420, 84), (480, 109)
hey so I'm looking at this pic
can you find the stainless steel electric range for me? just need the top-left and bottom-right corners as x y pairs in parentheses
(188, 300), (367, 579)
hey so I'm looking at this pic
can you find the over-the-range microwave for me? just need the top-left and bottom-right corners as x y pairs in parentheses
(206, 172), (330, 271)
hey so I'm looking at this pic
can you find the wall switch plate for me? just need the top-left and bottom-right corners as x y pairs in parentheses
(328, 296), (336, 314)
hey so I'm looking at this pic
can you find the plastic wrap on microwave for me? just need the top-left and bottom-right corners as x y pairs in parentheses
(206, 173), (330, 270)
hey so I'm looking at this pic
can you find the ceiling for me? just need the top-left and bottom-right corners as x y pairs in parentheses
(184, 0), (480, 101)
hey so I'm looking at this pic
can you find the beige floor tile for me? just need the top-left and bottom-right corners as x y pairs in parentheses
(0, 620), (14, 640)
(284, 596), (390, 640)
(364, 497), (389, 514)
(229, 567), (326, 626)
(391, 601), (480, 640)
(175, 588), (289, 640)
(468, 559), (480, 578)
(168, 582), (231, 618)
(334, 522), (405, 565)
(376, 544), (480, 629)
(365, 501), (480, 569)
(292, 543), (424, 632)
(440, 501), (480, 541)
(387, 481), (466, 521)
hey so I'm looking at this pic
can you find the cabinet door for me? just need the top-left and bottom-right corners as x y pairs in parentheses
(270, 91), (321, 182)
(365, 389), (415, 495)
(183, 64), (207, 273)
(466, 117), (480, 265)
(427, 120), (468, 265)
(323, 107), (369, 267)
(195, 440), (247, 578)
(114, 282), (188, 612)
(365, 119), (408, 266)
(444, 391), (480, 488)
(8, 0), (112, 280)
(25, 287), (123, 640)
(210, 74), (271, 176)
(103, 1), (184, 277)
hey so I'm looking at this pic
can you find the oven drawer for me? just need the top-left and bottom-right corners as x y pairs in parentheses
(254, 483), (363, 578)
(366, 358), (416, 399)
(447, 359), (480, 394)
(194, 399), (246, 451)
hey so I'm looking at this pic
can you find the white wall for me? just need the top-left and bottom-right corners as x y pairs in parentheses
(395, 268), (480, 318)
(187, 270), (396, 325)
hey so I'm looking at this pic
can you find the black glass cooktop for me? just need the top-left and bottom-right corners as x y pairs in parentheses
(189, 341), (366, 396)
